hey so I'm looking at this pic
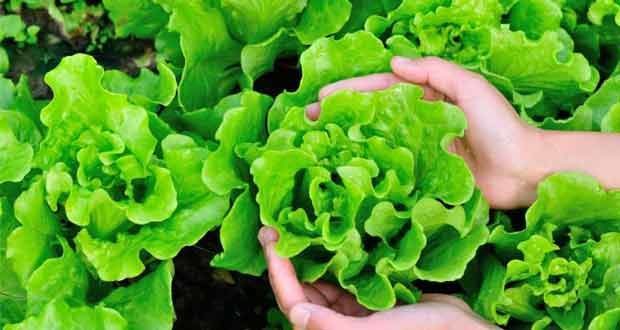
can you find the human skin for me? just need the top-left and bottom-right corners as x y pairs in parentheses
(309, 56), (620, 209)
(260, 56), (620, 330)
(258, 227), (498, 330)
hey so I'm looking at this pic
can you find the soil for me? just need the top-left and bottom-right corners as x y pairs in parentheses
(170, 60), (302, 330)
(172, 232), (277, 330)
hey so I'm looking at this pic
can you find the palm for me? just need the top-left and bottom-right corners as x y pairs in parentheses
(451, 123), (533, 209)
(303, 281), (476, 318)
(259, 227), (496, 330)
(300, 281), (370, 317)
(295, 280), (491, 330)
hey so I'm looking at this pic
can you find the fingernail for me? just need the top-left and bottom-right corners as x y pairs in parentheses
(305, 103), (320, 121)
(258, 227), (277, 246)
(392, 56), (415, 66)
(289, 304), (312, 330)
(392, 56), (408, 64)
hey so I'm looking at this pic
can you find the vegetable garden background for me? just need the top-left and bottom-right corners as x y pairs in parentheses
(0, 0), (620, 329)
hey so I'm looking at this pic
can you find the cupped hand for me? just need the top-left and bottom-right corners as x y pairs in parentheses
(307, 56), (542, 209)
(258, 227), (499, 330)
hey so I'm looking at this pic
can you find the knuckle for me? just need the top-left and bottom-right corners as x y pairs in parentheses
(424, 56), (445, 66)
(379, 73), (397, 85)
(468, 73), (488, 85)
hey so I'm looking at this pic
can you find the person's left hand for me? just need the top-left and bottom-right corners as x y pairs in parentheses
(258, 227), (499, 330)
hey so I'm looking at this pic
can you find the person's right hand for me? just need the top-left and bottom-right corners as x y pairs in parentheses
(306, 56), (542, 209)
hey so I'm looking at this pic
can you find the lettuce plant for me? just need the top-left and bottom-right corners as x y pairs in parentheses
(101, 0), (397, 111)
(0, 51), (270, 327)
(249, 83), (489, 309)
(467, 173), (620, 330)
(358, 0), (620, 132)
(1, 0), (620, 329)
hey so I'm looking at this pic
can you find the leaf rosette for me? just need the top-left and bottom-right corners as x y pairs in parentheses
(249, 83), (489, 310)
(2, 54), (233, 285)
(469, 173), (620, 329)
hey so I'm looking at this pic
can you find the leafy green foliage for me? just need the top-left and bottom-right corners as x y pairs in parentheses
(468, 173), (620, 330)
(251, 83), (487, 309)
(103, 0), (169, 38)
(268, 31), (393, 130)
(1, 0), (620, 329)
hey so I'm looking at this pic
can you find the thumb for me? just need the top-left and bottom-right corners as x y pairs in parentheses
(390, 56), (512, 114)
(391, 56), (521, 140)
(288, 303), (364, 330)
(391, 56), (484, 104)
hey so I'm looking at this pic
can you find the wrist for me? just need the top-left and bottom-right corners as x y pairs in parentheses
(512, 125), (549, 207)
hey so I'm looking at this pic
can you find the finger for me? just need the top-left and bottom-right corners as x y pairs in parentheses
(318, 73), (405, 100)
(421, 85), (446, 101)
(330, 294), (373, 317)
(391, 56), (512, 113)
(308, 282), (371, 316)
(307, 282), (344, 303)
(302, 284), (329, 306)
(258, 227), (307, 313)
(307, 74), (405, 121)
(365, 303), (469, 330)
(305, 103), (320, 121)
(391, 56), (479, 103)
(289, 303), (367, 330)
(421, 294), (473, 313)
(391, 56), (521, 142)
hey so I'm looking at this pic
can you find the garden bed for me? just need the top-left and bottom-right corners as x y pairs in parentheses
(1, 1), (620, 330)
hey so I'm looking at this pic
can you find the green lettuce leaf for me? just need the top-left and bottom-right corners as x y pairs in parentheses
(339, 0), (399, 34)
(478, 28), (599, 119)
(601, 104), (620, 132)
(36, 54), (157, 169)
(588, 0), (620, 26)
(295, 0), (352, 44)
(252, 83), (483, 310)
(508, 0), (563, 40)
(540, 75), (620, 131)
(34, 54), (178, 231)
(7, 177), (60, 285)
(3, 299), (127, 330)
(0, 198), (26, 326)
(0, 78), (14, 109)
(383, 0), (450, 23)
(368, 0), (600, 122)
(0, 76), (42, 184)
(202, 91), (271, 195)
(0, 110), (40, 184)
(220, 0), (307, 43)
(240, 28), (303, 85)
(103, 0), (169, 38)
(490, 172), (620, 252)
(473, 173), (620, 328)
(0, 15), (29, 42)
(412, 0), (503, 29)
(154, 0), (242, 110)
(25, 238), (89, 316)
(268, 31), (392, 130)
(590, 308), (620, 330)
(210, 189), (266, 276)
(161, 134), (211, 205)
(0, 47), (8, 74)
(75, 189), (228, 281)
(102, 261), (175, 330)
(72, 133), (230, 281)
(102, 61), (177, 111)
